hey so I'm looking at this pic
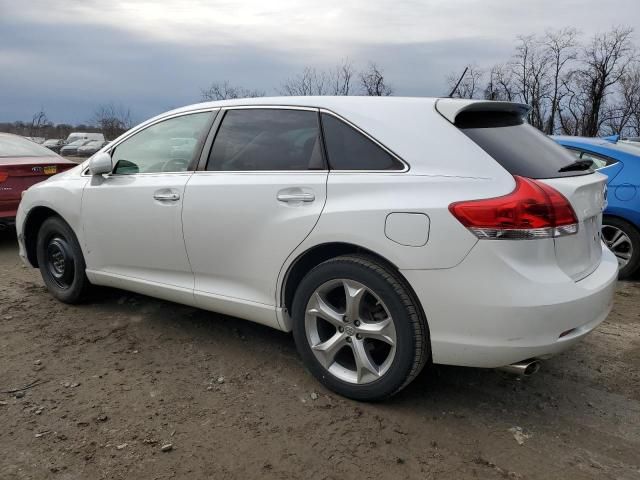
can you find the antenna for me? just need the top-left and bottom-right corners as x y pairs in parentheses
(448, 66), (469, 98)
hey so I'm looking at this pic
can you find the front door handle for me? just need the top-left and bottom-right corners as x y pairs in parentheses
(153, 192), (180, 202)
(277, 192), (315, 203)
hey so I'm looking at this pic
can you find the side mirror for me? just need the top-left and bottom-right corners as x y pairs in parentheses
(89, 151), (113, 175)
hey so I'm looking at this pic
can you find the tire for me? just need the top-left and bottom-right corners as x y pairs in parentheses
(292, 254), (430, 401)
(602, 216), (640, 280)
(36, 216), (91, 303)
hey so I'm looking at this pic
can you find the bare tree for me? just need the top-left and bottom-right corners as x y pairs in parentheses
(576, 26), (636, 136)
(447, 65), (483, 99)
(281, 67), (330, 96)
(360, 62), (393, 96)
(542, 28), (578, 133)
(484, 64), (514, 101)
(92, 103), (134, 140)
(29, 109), (51, 139)
(201, 81), (265, 101)
(511, 35), (551, 130)
(602, 66), (640, 134)
(330, 59), (355, 95)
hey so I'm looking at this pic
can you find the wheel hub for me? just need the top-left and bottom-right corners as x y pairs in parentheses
(46, 236), (74, 288)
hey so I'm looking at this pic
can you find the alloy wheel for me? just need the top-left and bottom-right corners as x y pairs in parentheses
(304, 279), (397, 384)
(602, 224), (633, 268)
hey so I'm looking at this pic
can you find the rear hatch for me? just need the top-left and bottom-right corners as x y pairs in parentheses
(437, 99), (606, 281)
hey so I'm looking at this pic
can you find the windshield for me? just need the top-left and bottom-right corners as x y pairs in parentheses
(0, 134), (58, 158)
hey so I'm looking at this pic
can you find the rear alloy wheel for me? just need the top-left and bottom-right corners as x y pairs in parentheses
(292, 254), (429, 401)
(602, 217), (640, 280)
(36, 216), (91, 303)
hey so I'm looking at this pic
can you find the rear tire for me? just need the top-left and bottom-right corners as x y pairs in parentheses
(36, 216), (91, 303)
(602, 216), (640, 280)
(292, 254), (429, 401)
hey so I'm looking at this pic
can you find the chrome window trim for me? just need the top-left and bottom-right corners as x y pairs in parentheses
(222, 105), (319, 112)
(319, 108), (410, 173)
(81, 104), (411, 175)
(80, 107), (220, 177)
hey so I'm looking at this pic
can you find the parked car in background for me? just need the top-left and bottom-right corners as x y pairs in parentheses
(553, 135), (640, 279)
(65, 132), (105, 144)
(42, 139), (65, 153)
(60, 139), (93, 156)
(77, 140), (109, 157)
(16, 97), (617, 400)
(0, 133), (75, 228)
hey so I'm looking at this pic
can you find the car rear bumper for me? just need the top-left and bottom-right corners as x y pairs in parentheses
(402, 240), (618, 368)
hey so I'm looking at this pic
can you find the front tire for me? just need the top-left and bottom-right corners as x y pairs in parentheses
(292, 254), (429, 401)
(602, 216), (640, 280)
(36, 216), (91, 303)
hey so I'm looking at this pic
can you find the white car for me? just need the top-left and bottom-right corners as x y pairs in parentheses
(16, 97), (618, 400)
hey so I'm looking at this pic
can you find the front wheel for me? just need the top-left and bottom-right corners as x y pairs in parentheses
(602, 216), (640, 280)
(36, 216), (91, 303)
(292, 254), (430, 401)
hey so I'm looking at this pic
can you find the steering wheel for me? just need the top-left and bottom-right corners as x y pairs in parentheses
(160, 158), (190, 172)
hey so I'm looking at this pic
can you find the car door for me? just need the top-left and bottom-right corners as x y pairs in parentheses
(182, 107), (328, 328)
(82, 110), (215, 304)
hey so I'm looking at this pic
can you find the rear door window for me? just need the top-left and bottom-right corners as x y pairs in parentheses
(321, 113), (405, 170)
(456, 111), (591, 179)
(207, 109), (324, 171)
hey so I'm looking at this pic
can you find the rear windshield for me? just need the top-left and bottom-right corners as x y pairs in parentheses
(457, 111), (591, 179)
(0, 135), (57, 158)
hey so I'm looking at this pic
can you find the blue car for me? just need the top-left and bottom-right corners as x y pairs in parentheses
(552, 136), (640, 279)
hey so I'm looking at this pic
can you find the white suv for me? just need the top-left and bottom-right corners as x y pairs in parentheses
(16, 97), (618, 400)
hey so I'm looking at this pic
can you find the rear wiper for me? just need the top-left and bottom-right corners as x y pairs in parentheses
(558, 159), (593, 172)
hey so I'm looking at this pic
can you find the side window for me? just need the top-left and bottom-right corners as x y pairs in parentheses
(321, 113), (404, 170)
(207, 109), (324, 171)
(111, 112), (212, 174)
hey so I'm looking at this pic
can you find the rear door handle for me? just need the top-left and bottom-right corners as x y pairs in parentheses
(277, 192), (315, 203)
(153, 192), (180, 201)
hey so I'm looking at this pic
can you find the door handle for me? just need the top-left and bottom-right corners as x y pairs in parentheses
(153, 192), (180, 201)
(277, 192), (315, 203)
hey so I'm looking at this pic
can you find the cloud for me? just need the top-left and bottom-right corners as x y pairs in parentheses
(0, 0), (638, 123)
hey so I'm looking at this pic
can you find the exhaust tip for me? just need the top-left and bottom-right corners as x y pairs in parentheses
(498, 359), (541, 376)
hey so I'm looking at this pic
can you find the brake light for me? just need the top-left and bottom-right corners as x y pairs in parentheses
(0, 172), (7, 183)
(449, 176), (578, 240)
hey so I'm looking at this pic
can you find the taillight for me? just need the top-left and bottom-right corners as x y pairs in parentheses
(0, 172), (8, 183)
(449, 176), (578, 240)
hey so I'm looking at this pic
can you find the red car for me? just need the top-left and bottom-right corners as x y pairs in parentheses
(1, 133), (76, 228)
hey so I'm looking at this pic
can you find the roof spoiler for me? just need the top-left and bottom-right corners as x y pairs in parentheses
(435, 98), (531, 124)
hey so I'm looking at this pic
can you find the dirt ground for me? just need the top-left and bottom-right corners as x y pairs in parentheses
(1, 228), (639, 480)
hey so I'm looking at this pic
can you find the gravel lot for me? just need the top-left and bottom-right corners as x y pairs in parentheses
(1, 227), (639, 479)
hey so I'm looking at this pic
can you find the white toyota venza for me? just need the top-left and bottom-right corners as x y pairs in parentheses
(16, 97), (618, 400)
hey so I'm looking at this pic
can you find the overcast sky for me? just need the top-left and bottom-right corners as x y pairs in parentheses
(1, 0), (638, 124)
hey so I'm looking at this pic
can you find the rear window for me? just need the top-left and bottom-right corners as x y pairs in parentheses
(457, 111), (590, 179)
(0, 135), (57, 159)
